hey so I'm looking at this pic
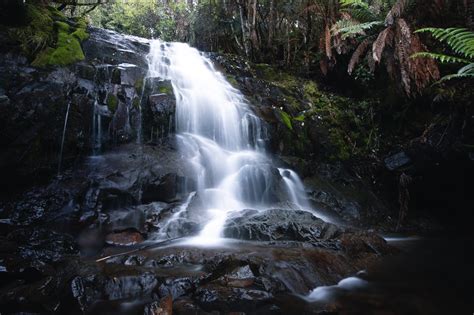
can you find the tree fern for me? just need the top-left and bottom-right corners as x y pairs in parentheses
(411, 52), (471, 64)
(415, 28), (474, 59)
(413, 27), (474, 82)
(334, 20), (383, 39)
(339, 0), (379, 22)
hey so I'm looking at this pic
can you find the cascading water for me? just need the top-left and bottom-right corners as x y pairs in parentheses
(147, 40), (322, 245)
(57, 101), (71, 175)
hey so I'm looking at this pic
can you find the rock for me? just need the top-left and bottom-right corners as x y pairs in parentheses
(219, 265), (255, 288)
(223, 209), (341, 243)
(104, 272), (158, 300)
(105, 230), (144, 246)
(384, 151), (411, 171)
(194, 285), (273, 313)
(106, 208), (146, 233)
(144, 295), (173, 315)
(142, 173), (180, 203)
(157, 277), (194, 299)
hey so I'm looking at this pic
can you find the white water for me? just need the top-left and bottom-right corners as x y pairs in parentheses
(147, 40), (320, 245)
(57, 102), (71, 175)
(306, 276), (369, 302)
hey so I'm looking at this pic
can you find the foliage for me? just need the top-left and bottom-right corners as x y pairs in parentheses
(332, 0), (442, 96)
(413, 28), (474, 82)
(9, 4), (56, 55)
(7, 3), (88, 67)
(32, 17), (88, 67)
(87, 0), (188, 40)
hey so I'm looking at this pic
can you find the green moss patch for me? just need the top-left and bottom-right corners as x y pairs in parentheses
(9, 4), (90, 68)
(107, 94), (118, 113)
(158, 84), (173, 94)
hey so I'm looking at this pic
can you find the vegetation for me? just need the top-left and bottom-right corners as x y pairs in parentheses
(413, 28), (474, 82)
(5, 2), (89, 67)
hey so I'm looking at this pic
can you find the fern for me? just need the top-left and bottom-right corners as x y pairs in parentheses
(415, 28), (474, 59)
(340, 0), (379, 22)
(336, 21), (383, 39)
(411, 52), (470, 64)
(413, 27), (474, 82)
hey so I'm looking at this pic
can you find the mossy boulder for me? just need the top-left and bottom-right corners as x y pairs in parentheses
(7, 4), (90, 68)
(32, 17), (88, 67)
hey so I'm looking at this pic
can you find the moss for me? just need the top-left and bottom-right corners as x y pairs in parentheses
(158, 84), (173, 94)
(226, 75), (238, 87)
(10, 4), (54, 56)
(111, 68), (121, 84)
(72, 27), (89, 41)
(32, 18), (87, 67)
(134, 78), (144, 93)
(328, 128), (351, 161)
(47, 6), (66, 21)
(107, 94), (118, 113)
(32, 29), (84, 67)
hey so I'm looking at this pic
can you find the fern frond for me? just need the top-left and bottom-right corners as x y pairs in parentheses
(411, 52), (471, 64)
(348, 38), (371, 74)
(339, 0), (378, 22)
(340, 0), (369, 9)
(372, 27), (393, 63)
(438, 63), (474, 82)
(336, 21), (383, 40)
(416, 28), (474, 59)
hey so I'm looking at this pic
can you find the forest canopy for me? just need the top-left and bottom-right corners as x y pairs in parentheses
(81, 0), (474, 96)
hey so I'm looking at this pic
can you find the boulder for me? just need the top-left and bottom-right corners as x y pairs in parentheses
(105, 230), (144, 246)
(223, 209), (341, 242)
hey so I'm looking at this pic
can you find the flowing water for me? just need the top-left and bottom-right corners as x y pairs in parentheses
(147, 40), (321, 245)
(57, 101), (71, 175)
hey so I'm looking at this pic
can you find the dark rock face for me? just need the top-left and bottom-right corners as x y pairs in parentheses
(0, 27), (178, 197)
(384, 151), (411, 171)
(223, 209), (342, 243)
(0, 27), (401, 315)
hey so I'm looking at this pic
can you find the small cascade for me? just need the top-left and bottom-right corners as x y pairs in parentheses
(153, 192), (196, 240)
(92, 100), (103, 155)
(278, 168), (311, 210)
(57, 102), (71, 175)
(136, 78), (147, 145)
(147, 40), (321, 245)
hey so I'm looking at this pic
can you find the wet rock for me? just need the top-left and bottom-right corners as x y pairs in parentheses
(104, 272), (158, 300)
(78, 228), (105, 255)
(71, 275), (104, 313)
(157, 277), (194, 299)
(223, 209), (341, 243)
(105, 230), (144, 246)
(142, 173), (180, 203)
(195, 285), (273, 313)
(83, 27), (149, 68)
(106, 208), (146, 233)
(218, 265), (255, 288)
(384, 151), (411, 171)
(173, 296), (211, 315)
(144, 295), (173, 315)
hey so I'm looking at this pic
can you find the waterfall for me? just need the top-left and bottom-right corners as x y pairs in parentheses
(147, 40), (318, 245)
(57, 102), (71, 175)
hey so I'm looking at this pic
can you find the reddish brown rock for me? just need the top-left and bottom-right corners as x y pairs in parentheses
(105, 231), (144, 246)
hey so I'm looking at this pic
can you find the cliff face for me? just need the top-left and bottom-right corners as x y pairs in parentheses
(0, 26), (394, 229)
(0, 28), (155, 195)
